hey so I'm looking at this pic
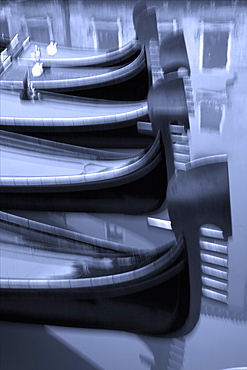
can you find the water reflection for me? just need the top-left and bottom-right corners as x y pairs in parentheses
(0, 207), (190, 340)
(0, 209), (176, 281)
(1, 209), (175, 281)
(1, 0), (247, 369)
(2, 318), (246, 370)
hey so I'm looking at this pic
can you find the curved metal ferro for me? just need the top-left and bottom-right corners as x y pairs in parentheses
(134, 7), (159, 48)
(160, 31), (190, 75)
(166, 155), (232, 336)
(134, 5), (160, 86)
(132, 0), (147, 34)
(148, 77), (189, 180)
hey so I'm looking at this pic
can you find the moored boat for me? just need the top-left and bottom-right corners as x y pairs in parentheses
(0, 47), (148, 100)
(0, 89), (148, 132)
(0, 208), (188, 336)
(16, 37), (141, 68)
(0, 87), (152, 147)
(0, 151), (232, 336)
(0, 75), (191, 212)
(0, 129), (166, 213)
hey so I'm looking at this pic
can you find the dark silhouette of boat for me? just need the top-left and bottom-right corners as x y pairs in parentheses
(133, 1), (190, 84)
(160, 31), (190, 75)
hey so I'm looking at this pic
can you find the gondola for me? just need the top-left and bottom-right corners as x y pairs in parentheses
(0, 86), (153, 148)
(0, 151), (232, 336)
(0, 208), (188, 336)
(0, 80), (188, 155)
(16, 37), (141, 68)
(0, 128), (166, 213)
(0, 47), (148, 100)
(0, 75), (190, 213)
(0, 89), (148, 132)
(133, 1), (191, 83)
(0, 74), (233, 337)
(0, 88), (152, 148)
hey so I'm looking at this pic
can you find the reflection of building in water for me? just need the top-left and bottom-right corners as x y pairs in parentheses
(0, 1), (246, 56)
(196, 89), (228, 133)
(139, 335), (186, 370)
(0, 0), (136, 49)
(105, 222), (125, 243)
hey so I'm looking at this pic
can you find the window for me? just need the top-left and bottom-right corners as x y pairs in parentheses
(199, 100), (225, 131)
(199, 21), (234, 72)
(21, 16), (53, 43)
(197, 89), (227, 133)
(203, 32), (229, 69)
(158, 19), (178, 43)
(97, 29), (118, 50)
(105, 223), (124, 243)
(91, 18), (122, 50)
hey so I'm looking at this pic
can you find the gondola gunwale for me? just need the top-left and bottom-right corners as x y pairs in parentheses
(0, 129), (146, 161)
(0, 151), (166, 213)
(0, 218), (184, 298)
(0, 130), (161, 192)
(0, 210), (184, 298)
(0, 210), (172, 256)
(0, 46), (146, 92)
(17, 37), (141, 68)
(0, 89), (148, 132)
